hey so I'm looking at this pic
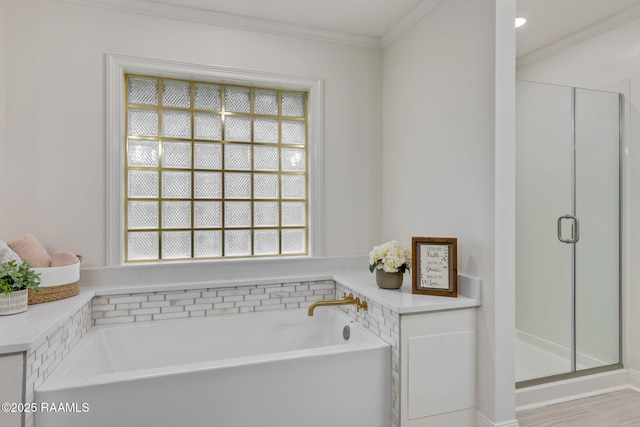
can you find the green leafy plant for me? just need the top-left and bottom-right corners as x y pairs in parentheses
(0, 260), (41, 295)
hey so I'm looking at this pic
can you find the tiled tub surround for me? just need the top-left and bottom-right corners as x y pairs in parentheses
(25, 299), (93, 427)
(91, 280), (336, 325)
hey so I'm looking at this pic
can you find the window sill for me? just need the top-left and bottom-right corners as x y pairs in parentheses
(80, 255), (367, 292)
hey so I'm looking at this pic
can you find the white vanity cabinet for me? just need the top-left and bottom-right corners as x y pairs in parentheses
(0, 352), (25, 427)
(400, 308), (476, 426)
(334, 271), (480, 427)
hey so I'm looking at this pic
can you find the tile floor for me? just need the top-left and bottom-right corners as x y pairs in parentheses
(517, 388), (640, 426)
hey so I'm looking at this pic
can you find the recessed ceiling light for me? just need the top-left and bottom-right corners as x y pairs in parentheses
(515, 17), (527, 28)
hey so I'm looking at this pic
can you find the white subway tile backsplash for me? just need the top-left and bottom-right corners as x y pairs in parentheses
(213, 302), (235, 309)
(244, 293), (269, 301)
(170, 298), (196, 306)
(91, 280), (341, 329)
(165, 291), (202, 300)
(104, 310), (132, 317)
(92, 304), (115, 312)
(195, 297), (222, 304)
(309, 283), (334, 290)
(290, 290), (313, 297)
(153, 311), (189, 320)
(130, 307), (161, 316)
(255, 303), (286, 312)
(116, 302), (141, 310)
(206, 307), (240, 316)
(184, 304), (212, 312)
(234, 300), (259, 308)
(160, 306), (185, 313)
(108, 295), (147, 304)
(141, 301), (171, 309)
(218, 289), (249, 297)
(95, 316), (136, 325)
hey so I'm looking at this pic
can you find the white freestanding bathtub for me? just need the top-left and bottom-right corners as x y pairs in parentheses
(35, 307), (390, 427)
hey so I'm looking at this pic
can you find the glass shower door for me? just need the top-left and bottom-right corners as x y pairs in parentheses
(516, 81), (574, 381)
(516, 81), (621, 385)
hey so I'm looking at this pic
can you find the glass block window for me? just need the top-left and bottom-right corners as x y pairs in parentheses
(125, 75), (307, 261)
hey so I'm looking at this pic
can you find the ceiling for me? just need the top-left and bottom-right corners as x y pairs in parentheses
(75, 0), (640, 54)
(516, 0), (640, 58)
(151, 0), (426, 38)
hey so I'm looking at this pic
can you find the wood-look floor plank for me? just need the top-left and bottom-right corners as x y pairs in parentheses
(517, 388), (640, 426)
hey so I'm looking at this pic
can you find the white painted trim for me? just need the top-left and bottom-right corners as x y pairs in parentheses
(494, 0), (517, 424)
(106, 54), (126, 267)
(380, 0), (443, 48)
(515, 369), (629, 410)
(61, 0), (381, 49)
(629, 369), (640, 389)
(106, 53), (324, 266)
(476, 411), (520, 427)
(61, 0), (451, 50)
(516, 3), (640, 68)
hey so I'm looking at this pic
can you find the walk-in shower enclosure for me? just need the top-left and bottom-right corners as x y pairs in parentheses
(516, 80), (621, 385)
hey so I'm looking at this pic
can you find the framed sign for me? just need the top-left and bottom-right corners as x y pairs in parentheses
(412, 237), (457, 297)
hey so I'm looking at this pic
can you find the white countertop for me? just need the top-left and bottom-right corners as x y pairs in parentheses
(0, 269), (480, 354)
(0, 288), (95, 353)
(333, 270), (481, 314)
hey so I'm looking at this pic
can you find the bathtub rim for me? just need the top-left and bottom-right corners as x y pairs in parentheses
(37, 307), (389, 393)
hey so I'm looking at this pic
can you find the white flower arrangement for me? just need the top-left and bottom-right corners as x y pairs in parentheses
(368, 241), (411, 274)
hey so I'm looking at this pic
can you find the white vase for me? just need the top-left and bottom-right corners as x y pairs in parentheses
(0, 289), (28, 315)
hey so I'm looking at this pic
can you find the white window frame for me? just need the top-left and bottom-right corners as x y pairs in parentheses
(106, 54), (324, 266)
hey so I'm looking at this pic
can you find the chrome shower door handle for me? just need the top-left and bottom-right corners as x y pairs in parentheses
(557, 215), (580, 244)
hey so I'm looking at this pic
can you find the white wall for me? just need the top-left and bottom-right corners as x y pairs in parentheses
(518, 16), (639, 374)
(1, 0), (383, 267)
(0, 0), (7, 237)
(2, 0), (521, 423)
(383, 0), (516, 423)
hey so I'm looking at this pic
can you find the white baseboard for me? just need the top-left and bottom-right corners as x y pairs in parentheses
(516, 369), (628, 410)
(475, 411), (519, 427)
(629, 368), (640, 390)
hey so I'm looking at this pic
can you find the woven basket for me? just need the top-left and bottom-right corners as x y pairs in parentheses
(29, 255), (82, 305)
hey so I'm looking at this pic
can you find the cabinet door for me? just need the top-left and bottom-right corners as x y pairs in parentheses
(400, 309), (476, 426)
(0, 352), (24, 427)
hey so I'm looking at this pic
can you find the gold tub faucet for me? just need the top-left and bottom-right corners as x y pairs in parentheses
(307, 293), (368, 316)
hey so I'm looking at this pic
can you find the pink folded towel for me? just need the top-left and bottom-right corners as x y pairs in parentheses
(7, 234), (52, 267)
(51, 252), (80, 267)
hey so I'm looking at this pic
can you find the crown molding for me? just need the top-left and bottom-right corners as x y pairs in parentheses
(381, 0), (443, 48)
(517, 3), (640, 69)
(60, 0), (382, 49)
